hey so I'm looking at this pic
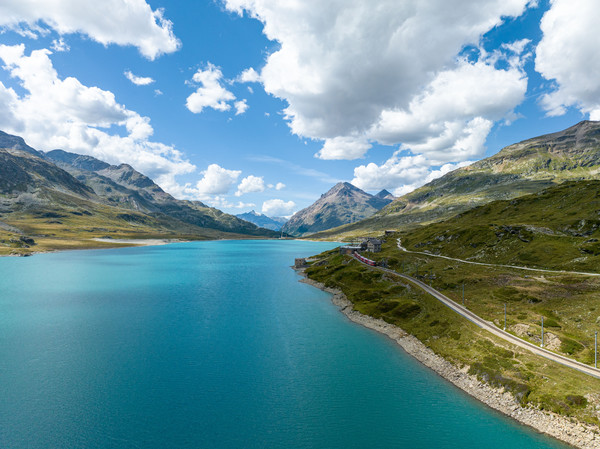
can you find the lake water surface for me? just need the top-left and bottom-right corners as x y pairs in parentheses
(0, 240), (569, 448)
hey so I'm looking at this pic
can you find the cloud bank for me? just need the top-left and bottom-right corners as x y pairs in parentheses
(0, 0), (180, 60)
(536, 0), (600, 119)
(262, 199), (296, 217)
(224, 0), (530, 159)
(224, 0), (533, 194)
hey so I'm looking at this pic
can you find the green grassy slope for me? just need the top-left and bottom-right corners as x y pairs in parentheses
(0, 187), (257, 256)
(304, 179), (600, 423)
(311, 120), (600, 240)
(305, 249), (600, 424)
(400, 180), (600, 272)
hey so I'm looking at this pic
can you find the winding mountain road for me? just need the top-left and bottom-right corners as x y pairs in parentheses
(396, 238), (600, 277)
(353, 253), (600, 379)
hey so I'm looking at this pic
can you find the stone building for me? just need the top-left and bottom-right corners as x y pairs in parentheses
(366, 238), (382, 253)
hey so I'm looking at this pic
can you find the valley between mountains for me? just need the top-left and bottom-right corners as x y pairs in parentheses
(0, 130), (279, 256)
(5, 113), (600, 445)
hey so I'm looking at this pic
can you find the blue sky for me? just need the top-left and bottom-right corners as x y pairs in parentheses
(0, 0), (597, 217)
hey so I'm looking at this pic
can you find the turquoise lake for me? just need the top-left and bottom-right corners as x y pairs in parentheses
(0, 240), (570, 448)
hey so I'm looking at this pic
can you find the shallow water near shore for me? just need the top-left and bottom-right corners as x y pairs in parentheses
(0, 240), (570, 448)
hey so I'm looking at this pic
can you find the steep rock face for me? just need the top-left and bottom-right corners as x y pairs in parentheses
(0, 149), (93, 197)
(313, 121), (600, 238)
(46, 150), (163, 213)
(282, 182), (392, 236)
(47, 150), (175, 207)
(236, 210), (287, 231)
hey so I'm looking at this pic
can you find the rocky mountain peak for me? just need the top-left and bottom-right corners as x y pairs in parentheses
(98, 164), (157, 190)
(312, 120), (600, 240)
(322, 181), (359, 198)
(282, 181), (392, 236)
(375, 189), (395, 200)
(236, 210), (287, 231)
(0, 131), (42, 157)
(0, 130), (279, 240)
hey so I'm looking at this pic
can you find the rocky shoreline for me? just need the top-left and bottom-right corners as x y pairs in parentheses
(297, 269), (600, 449)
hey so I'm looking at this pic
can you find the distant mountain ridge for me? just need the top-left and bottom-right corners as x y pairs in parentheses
(46, 149), (178, 212)
(44, 148), (274, 236)
(0, 148), (93, 197)
(0, 132), (278, 255)
(374, 189), (395, 201)
(281, 182), (393, 236)
(0, 130), (43, 158)
(311, 120), (600, 239)
(236, 210), (287, 231)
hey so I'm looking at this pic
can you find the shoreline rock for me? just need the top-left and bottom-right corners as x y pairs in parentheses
(297, 269), (600, 449)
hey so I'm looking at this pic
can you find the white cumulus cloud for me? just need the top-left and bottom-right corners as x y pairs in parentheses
(224, 0), (530, 161)
(237, 67), (261, 83)
(262, 199), (296, 217)
(350, 56), (527, 195)
(124, 70), (154, 86)
(316, 136), (372, 160)
(0, 0), (180, 60)
(0, 44), (194, 193)
(224, 0), (533, 192)
(235, 175), (265, 196)
(186, 63), (237, 113)
(234, 99), (249, 115)
(535, 0), (600, 118)
(51, 38), (70, 52)
(352, 154), (472, 196)
(352, 155), (431, 193)
(194, 164), (242, 196)
(275, 182), (285, 190)
(369, 61), (526, 163)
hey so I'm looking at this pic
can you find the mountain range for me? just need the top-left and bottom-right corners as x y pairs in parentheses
(0, 132), (277, 255)
(311, 120), (600, 239)
(235, 210), (287, 231)
(281, 182), (394, 236)
(5, 120), (600, 253)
